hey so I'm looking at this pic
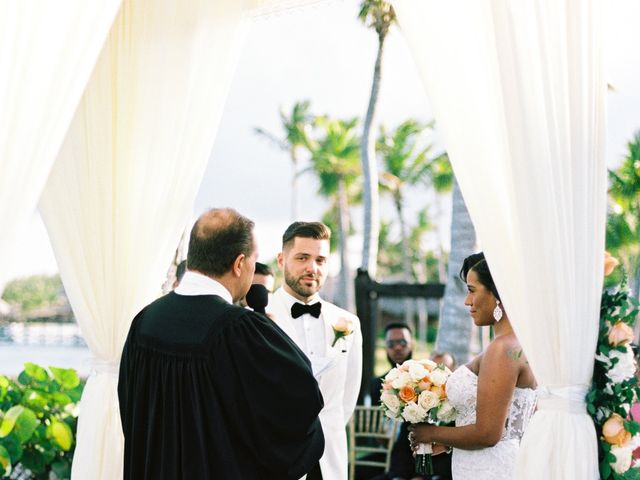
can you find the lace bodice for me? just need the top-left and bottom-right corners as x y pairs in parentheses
(447, 365), (536, 440)
(445, 365), (537, 479)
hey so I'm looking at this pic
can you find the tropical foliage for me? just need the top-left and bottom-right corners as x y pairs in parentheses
(606, 131), (640, 298)
(0, 364), (83, 479)
(2, 275), (64, 314)
(587, 261), (640, 479)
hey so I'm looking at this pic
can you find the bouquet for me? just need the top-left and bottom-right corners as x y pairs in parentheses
(379, 358), (456, 475)
(587, 252), (640, 479)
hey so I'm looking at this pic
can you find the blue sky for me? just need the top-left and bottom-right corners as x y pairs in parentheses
(11, 0), (640, 280)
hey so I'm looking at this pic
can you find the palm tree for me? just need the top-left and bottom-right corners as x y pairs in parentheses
(377, 120), (450, 283)
(358, 0), (396, 278)
(377, 119), (451, 332)
(255, 100), (313, 220)
(307, 117), (362, 309)
(435, 178), (477, 364)
(607, 131), (640, 299)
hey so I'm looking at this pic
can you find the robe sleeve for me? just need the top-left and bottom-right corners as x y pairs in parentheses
(211, 309), (325, 480)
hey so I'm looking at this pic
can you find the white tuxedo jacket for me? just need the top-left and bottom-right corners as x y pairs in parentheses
(268, 287), (363, 480)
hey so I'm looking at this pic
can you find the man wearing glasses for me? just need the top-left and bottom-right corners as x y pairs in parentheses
(369, 323), (414, 406)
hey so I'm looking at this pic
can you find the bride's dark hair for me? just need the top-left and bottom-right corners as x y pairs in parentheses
(460, 252), (501, 301)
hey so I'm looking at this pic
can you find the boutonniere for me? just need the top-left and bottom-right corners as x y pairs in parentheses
(331, 317), (354, 350)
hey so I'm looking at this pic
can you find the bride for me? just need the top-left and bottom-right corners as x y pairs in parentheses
(410, 252), (537, 479)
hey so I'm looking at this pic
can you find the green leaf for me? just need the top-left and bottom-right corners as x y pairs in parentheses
(0, 435), (23, 463)
(0, 406), (39, 443)
(0, 406), (23, 438)
(22, 389), (48, 411)
(50, 393), (72, 407)
(48, 420), (73, 451)
(0, 445), (10, 477)
(51, 459), (71, 479)
(20, 448), (46, 474)
(23, 363), (49, 383)
(50, 367), (80, 390)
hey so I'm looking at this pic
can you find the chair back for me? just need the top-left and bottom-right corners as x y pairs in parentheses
(348, 405), (400, 480)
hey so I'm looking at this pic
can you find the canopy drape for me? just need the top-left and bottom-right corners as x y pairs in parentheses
(39, 1), (250, 478)
(392, 0), (606, 478)
(0, 1), (120, 287)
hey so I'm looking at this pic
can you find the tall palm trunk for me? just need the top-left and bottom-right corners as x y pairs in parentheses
(337, 178), (353, 310)
(436, 178), (477, 364)
(290, 148), (299, 220)
(394, 192), (414, 328)
(360, 33), (385, 278)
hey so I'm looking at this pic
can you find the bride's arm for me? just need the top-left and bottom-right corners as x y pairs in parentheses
(412, 336), (521, 450)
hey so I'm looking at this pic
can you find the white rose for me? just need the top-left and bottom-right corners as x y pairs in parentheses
(392, 372), (413, 390)
(611, 444), (633, 474)
(608, 347), (636, 384)
(402, 402), (428, 424)
(418, 390), (440, 412)
(408, 362), (429, 382)
(436, 400), (457, 423)
(381, 391), (401, 414)
(384, 368), (400, 383)
(429, 368), (449, 387)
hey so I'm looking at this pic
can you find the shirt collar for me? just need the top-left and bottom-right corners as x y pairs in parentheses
(174, 271), (233, 304)
(279, 287), (321, 311)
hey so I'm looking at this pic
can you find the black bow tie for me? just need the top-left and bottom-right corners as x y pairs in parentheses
(291, 302), (322, 319)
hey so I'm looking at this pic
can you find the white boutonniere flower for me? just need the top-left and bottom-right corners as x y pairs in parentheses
(331, 317), (354, 349)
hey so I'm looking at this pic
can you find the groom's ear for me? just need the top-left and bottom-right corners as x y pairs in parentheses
(277, 252), (284, 270)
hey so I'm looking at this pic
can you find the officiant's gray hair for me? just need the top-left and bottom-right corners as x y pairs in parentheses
(282, 221), (331, 250)
(188, 208), (255, 277)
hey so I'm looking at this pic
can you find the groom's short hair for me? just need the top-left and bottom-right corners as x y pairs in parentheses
(282, 221), (331, 250)
(187, 208), (255, 277)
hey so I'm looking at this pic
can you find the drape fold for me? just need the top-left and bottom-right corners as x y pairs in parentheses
(39, 1), (250, 478)
(0, 1), (120, 287)
(392, 0), (606, 478)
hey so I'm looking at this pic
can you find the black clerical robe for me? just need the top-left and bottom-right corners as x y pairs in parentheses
(118, 292), (324, 479)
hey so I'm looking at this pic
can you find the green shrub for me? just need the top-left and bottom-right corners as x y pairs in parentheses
(0, 363), (83, 479)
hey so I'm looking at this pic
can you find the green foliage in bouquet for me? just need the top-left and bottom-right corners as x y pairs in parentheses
(587, 268), (640, 480)
(0, 363), (83, 479)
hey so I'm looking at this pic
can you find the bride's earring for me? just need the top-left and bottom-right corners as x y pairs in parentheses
(493, 300), (503, 322)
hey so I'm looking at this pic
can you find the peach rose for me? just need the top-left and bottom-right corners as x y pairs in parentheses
(604, 251), (620, 276)
(333, 317), (353, 335)
(608, 321), (635, 347)
(603, 413), (632, 447)
(430, 384), (446, 400)
(399, 385), (417, 403)
(418, 377), (432, 391)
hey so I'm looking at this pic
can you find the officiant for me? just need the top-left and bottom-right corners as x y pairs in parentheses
(117, 208), (325, 479)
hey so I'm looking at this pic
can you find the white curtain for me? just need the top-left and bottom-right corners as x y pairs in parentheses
(392, 1), (605, 478)
(0, 1), (120, 287)
(39, 1), (250, 478)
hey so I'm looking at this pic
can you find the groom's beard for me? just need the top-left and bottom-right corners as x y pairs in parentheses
(284, 269), (323, 299)
(387, 350), (412, 369)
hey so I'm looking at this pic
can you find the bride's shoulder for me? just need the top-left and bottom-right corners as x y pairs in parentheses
(485, 334), (523, 362)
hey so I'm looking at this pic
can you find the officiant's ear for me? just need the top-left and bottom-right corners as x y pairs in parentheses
(232, 254), (246, 277)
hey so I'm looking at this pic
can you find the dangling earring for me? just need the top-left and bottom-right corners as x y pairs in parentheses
(493, 300), (503, 322)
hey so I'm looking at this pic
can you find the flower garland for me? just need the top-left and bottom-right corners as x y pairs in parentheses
(587, 253), (640, 479)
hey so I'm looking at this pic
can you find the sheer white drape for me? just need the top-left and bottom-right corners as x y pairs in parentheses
(39, 1), (250, 478)
(392, 1), (605, 478)
(0, 1), (120, 287)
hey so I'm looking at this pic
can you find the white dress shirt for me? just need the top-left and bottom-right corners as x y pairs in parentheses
(279, 288), (326, 358)
(174, 271), (233, 304)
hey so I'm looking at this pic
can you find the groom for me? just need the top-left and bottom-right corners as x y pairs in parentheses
(268, 221), (363, 480)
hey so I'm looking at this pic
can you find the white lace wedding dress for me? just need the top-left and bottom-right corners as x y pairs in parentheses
(446, 365), (537, 480)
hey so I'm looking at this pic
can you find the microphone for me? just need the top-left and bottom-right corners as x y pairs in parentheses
(245, 284), (269, 314)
